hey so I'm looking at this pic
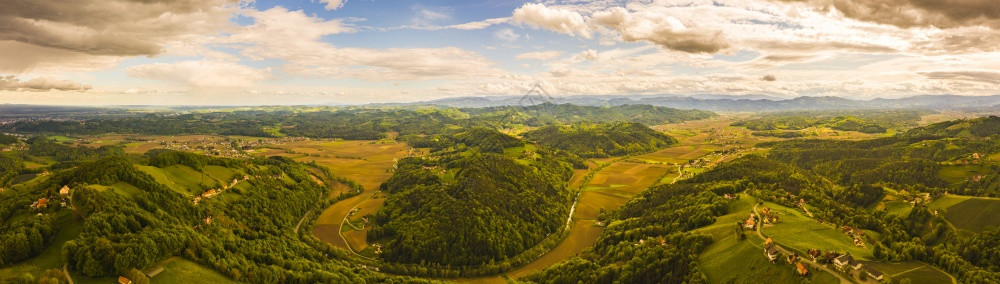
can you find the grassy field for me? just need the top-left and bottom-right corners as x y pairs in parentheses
(149, 257), (235, 284)
(761, 202), (872, 260)
(878, 188), (915, 216)
(936, 197), (1000, 233)
(939, 165), (990, 185)
(927, 194), (973, 211)
(862, 261), (954, 284)
(136, 164), (217, 197)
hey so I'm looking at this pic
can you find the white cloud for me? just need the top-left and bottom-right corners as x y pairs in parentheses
(513, 3), (592, 38)
(591, 7), (729, 53)
(126, 60), (270, 88)
(231, 7), (501, 81)
(495, 28), (521, 41)
(320, 0), (346, 11)
(516, 51), (562, 60)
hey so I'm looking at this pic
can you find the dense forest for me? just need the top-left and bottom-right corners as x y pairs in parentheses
(523, 122), (676, 158)
(369, 128), (574, 268)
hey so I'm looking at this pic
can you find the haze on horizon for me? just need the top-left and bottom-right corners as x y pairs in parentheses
(0, 0), (998, 105)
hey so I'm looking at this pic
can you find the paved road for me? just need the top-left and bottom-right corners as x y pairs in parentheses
(753, 203), (854, 284)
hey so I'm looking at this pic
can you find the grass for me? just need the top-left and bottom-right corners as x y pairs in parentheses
(927, 194), (972, 211)
(761, 202), (872, 260)
(862, 261), (954, 284)
(939, 165), (990, 185)
(939, 197), (1000, 233)
(150, 258), (235, 284)
(136, 165), (217, 197)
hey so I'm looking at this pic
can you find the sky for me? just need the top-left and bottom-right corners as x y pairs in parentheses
(0, 0), (999, 105)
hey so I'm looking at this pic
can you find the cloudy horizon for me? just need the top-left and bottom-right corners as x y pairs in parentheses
(1, 0), (999, 105)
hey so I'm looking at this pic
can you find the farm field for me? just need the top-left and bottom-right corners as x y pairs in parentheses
(934, 197), (1000, 233)
(862, 261), (954, 284)
(760, 202), (873, 260)
(149, 257), (236, 284)
(263, 139), (410, 252)
(939, 165), (991, 185)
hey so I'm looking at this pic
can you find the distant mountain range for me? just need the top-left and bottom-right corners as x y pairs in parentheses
(404, 94), (1000, 112)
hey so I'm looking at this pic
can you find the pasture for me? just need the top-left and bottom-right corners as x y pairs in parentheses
(938, 197), (1000, 233)
(148, 257), (235, 284)
(862, 261), (954, 284)
(939, 165), (991, 185)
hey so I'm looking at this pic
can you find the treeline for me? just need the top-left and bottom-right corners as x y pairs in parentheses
(732, 109), (929, 133)
(0, 104), (716, 142)
(462, 103), (716, 127)
(523, 122), (676, 158)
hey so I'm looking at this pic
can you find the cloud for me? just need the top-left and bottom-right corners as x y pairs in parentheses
(513, 3), (592, 38)
(516, 51), (563, 60)
(762, 74), (777, 81)
(231, 7), (500, 81)
(577, 49), (599, 60)
(126, 60), (270, 88)
(495, 28), (521, 41)
(0, 75), (91, 91)
(0, 0), (238, 57)
(591, 7), (729, 53)
(397, 17), (510, 31)
(320, 0), (346, 11)
(780, 0), (1000, 28)
(920, 71), (1000, 84)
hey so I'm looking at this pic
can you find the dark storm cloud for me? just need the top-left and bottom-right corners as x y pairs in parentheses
(762, 74), (777, 81)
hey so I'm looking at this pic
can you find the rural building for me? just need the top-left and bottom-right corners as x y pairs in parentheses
(117, 276), (132, 284)
(864, 266), (884, 281)
(59, 185), (70, 195)
(808, 249), (822, 260)
(833, 254), (862, 270)
(31, 198), (49, 210)
(796, 262), (809, 276)
(764, 243), (780, 262)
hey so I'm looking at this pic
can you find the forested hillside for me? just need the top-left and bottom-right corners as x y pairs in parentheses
(369, 128), (574, 268)
(0, 142), (429, 283)
(523, 122), (677, 158)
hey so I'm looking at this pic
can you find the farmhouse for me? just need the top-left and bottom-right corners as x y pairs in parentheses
(117, 276), (132, 284)
(764, 243), (780, 262)
(864, 266), (884, 281)
(744, 213), (756, 229)
(60, 185), (70, 195)
(31, 198), (49, 210)
(808, 248), (822, 260)
(833, 254), (862, 270)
